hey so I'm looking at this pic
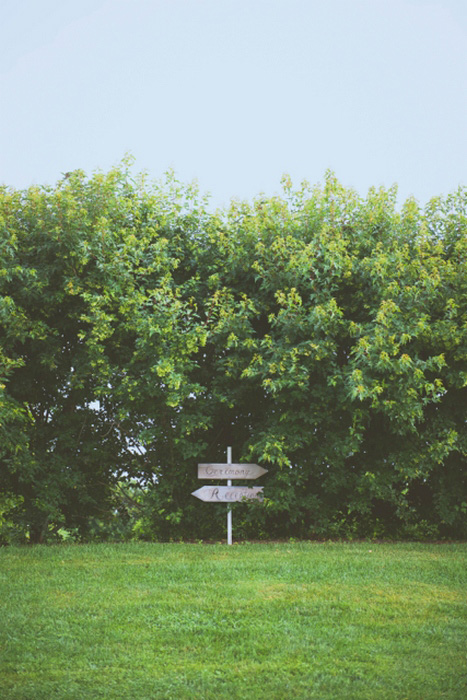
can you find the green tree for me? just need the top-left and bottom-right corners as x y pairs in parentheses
(1, 165), (465, 542)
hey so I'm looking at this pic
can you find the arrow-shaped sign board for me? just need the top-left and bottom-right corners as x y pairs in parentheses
(198, 463), (268, 480)
(192, 486), (264, 503)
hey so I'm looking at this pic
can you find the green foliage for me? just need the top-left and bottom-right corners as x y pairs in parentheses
(1, 163), (466, 542)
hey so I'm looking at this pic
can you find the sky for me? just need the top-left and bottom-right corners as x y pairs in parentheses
(1, 0), (466, 209)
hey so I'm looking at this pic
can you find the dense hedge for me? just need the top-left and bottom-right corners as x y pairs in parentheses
(1, 164), (466, 542)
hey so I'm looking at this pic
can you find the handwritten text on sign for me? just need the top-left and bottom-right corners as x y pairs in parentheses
(198, 463), (268, 480)
(191, 486), (264, 502)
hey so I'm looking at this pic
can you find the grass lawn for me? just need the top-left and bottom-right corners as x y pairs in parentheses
(0, 541), (466, 699)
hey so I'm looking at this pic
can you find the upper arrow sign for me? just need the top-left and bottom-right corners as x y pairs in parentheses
(198, 463), (268, 480)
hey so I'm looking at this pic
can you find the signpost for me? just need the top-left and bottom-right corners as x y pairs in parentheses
(192, 446), (267, 545)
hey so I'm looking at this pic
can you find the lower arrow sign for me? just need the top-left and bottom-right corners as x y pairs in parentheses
(191, 486), (264, 503)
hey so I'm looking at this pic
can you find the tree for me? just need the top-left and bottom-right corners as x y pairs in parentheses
(1, 164), (465, 542)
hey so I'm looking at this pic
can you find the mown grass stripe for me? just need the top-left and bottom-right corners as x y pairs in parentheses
(1, 542), (466, 699)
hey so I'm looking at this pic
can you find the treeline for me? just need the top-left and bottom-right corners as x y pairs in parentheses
(1, 163), (466, 543)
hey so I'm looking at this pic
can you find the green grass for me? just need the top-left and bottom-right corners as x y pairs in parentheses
(1, 541), (466, 699)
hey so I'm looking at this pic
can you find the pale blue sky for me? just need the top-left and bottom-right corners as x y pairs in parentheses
(1, 0), (466, 208)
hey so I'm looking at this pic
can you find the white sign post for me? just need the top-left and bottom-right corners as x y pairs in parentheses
(227, 446), (233, 546)
(192, 446), (267, 545)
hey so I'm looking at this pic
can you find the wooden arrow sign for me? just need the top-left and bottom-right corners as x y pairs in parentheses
(198, 463), (268, 480)
(191, 486), (264, 502)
